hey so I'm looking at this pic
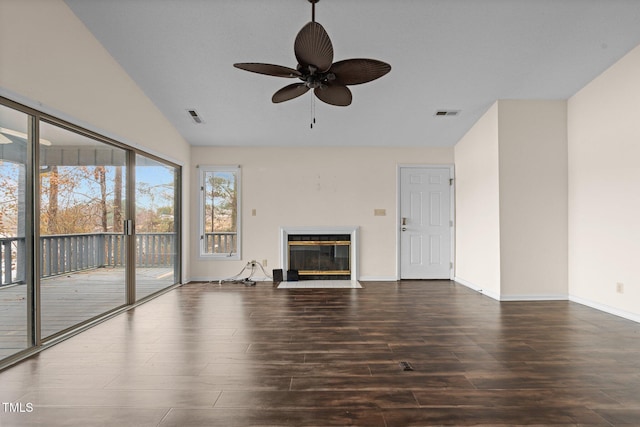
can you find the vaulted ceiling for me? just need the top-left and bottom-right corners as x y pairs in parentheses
(64, 0), (640, 147)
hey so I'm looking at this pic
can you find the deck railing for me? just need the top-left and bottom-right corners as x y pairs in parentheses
(0, 232), (181, 286)
(203, 231), (237, 255)
(1, 237), (25, 285)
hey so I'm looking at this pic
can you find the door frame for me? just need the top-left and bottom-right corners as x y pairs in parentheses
(396, 164), (455, 280)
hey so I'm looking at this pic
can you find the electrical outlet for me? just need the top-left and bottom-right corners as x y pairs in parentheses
(616, 282), (624, 294)
(262, 259), (267, 267)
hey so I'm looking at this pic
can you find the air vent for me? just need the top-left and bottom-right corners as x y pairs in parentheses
(434, 110), (460, 117)
(187, 109), (203, 124)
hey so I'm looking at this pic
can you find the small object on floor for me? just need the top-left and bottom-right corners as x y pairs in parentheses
(272, 268), (283, 283)
(286, 269), (299, 281)
(243, 279), (256, 286)
(399, 361), (414, 371)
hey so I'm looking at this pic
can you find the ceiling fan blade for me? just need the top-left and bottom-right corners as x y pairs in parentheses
(314, 84), (352, 107)
(272, 83), (310, 103)
(234, 63), (301, 78)
(330, 59), (391, 85)
(294, 22), (334, 73)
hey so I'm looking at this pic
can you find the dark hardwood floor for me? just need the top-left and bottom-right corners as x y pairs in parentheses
(1, 280), (639, 426)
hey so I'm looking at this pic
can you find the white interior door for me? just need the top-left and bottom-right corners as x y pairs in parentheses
(400, 167), (452, 279)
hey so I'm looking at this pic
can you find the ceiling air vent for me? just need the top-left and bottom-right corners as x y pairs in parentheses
(187, 109), (203, 124)
(434, 110), (460, 117)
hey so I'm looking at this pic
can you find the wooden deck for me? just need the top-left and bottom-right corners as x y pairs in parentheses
(0, 267), (175, 359)
(1, 280), (640, 426)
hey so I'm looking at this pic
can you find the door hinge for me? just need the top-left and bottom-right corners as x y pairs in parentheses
(450, 262), (453, 269)
(450, 220), (453, 227)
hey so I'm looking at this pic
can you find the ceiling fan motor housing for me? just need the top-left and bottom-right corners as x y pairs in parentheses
(299, 67), (336, 89)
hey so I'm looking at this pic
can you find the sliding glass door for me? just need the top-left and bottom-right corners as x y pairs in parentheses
(135, 153), (179, 301)
(39, 121), (128, 339)
(0, 97), (181, 365)
(0, 104), (30, 359)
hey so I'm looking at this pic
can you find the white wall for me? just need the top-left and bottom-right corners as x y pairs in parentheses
(454, 100), (568, 300)
(498, 100), (568, 299)
(568, 44), (640, 320)
(454, 102), (501, 297)
(190, 146), (454, 281)
(0, 0), (191, 281)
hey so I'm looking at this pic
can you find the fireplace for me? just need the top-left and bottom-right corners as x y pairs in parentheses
(288, 234), (350, 280)
(280, 226), (359, 281)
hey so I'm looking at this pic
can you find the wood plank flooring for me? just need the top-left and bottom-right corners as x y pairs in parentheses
(1, 280), (640, 426)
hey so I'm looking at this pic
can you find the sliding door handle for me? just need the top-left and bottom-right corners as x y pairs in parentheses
(123, 220), (134, 236)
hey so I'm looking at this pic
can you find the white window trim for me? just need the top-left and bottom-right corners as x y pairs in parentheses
(198, 165), (241, 260)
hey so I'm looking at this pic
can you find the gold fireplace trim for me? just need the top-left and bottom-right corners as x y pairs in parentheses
(288, 241), (350, 246)
(298, 270), (350, 276)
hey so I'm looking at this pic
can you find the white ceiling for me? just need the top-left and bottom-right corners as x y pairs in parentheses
(64, 0), (640, 148)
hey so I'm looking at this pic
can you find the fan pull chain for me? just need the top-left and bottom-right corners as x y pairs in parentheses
(310, 95), (316, 129)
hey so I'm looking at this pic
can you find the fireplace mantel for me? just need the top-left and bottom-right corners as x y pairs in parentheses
(280, 226), (359, 280)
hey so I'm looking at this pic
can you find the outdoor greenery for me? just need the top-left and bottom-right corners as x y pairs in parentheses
(203, 171), (237, 234)
(0, 163), (175, 238)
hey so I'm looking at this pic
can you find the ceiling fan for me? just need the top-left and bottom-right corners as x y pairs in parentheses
(234, 0), (391, 107)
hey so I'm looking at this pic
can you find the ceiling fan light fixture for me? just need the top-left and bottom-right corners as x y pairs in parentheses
(233, 0), (391, 109)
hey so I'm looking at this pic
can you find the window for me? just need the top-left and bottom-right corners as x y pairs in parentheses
(199, 165), (241, 259)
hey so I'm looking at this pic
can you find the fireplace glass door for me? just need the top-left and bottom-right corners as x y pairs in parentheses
(288, 234), (350, 280)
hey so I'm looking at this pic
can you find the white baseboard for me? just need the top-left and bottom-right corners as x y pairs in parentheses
(499, 294), (568, 301)
(455, 277), (640, 323)
(358, 276), (398, 281)
(569, 295), (640, 324)
(454, 277), (501, 301)
(454, 277), (567, 302)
